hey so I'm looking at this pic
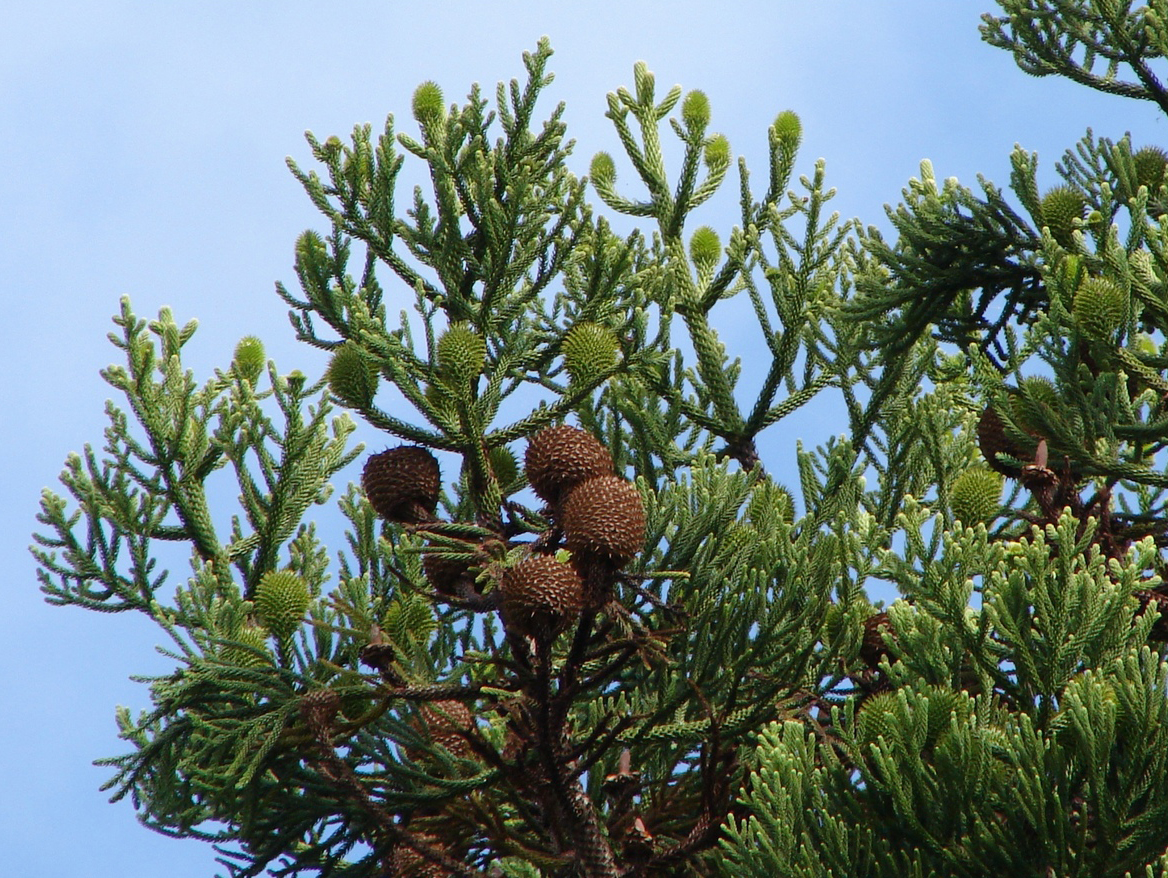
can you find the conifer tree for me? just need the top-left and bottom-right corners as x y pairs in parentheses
(28, 7), (1168, 878)
(721, 3), (1168, 877)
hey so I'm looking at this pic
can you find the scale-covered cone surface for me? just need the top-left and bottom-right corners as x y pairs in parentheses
(362, 446), (441, 523)
(1134, 145), (1168, 196)
(524, 425), (613, 505)
(389, 837), (451, 878)
(436, 324), (487, 388)
(977, 406), (1025, 477)
(423, 541), (476, 596)
(500, 555), (585, 639)
(561, 475), (645, 566)
(419, 700), (474, 760)
(221, 625), (272, 667)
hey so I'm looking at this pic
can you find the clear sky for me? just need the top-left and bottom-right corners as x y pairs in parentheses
(4, 2), (1165, 876)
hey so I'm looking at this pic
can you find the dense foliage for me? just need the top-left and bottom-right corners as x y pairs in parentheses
(30, 4), (1168, 876)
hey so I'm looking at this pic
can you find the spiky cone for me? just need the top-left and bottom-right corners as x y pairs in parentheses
(1009, 376), (1059, 439)
(389, 836), (453, 878)
(325, 341), (378, 408)
(859, 611), (894, 670)
(689, 226), (721, 272)
(435, 324), (487, 392)
(977, 405), (1027, 477)
(253, 570), (311, 642)
(950, 467), (1003, 526)
(562, 322), (620, 389)
(1073, 276), (1128, 341)
(418, 701), (474, 760)
(362, 446), (441, 524)
(1133, 145), (1168, 197)
(561, 475), (646, 568)
(1039, 185), (1086, 249)
(300, 688), (341, 733)
(232, 336), (265, 386)
(422, 542), (477, 596)
(500, 724), (546, 800)
(524, 424), (613, 506)
(499, 555), (585, 640)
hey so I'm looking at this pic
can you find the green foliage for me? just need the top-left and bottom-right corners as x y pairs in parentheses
(723, 512), (1168, 878)
(30, 11), (1168, 878)
(411, 80), (444, 124)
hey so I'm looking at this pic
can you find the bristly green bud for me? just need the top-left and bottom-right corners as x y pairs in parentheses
(412, 81), (444, 125)
(562, 322), (620, 388)
(1039, 185), (1086, 249)
(1133, 145), (1168, 195)
(773, 110), (802, 151)
(254, 570), (311, 642)
(233, 336), (265, 386)
(704, 134), (730, 168)
(436, 324), (487, 389)
(326, 342), (378, 408)
(681, 90), (711, 131)
(590, 152), (617, 186)
(689, 226), (721, 270)
(1073, 276), (1128, 340)
(950, 467), (1003, 525)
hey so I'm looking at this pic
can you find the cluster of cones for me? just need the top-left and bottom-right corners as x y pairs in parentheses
(505, 424), (645, 640)
(356, 425), (648, 872)
(360, 424), (646, 642)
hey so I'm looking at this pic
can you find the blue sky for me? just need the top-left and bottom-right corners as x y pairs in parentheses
(3, 3), (1165, 876)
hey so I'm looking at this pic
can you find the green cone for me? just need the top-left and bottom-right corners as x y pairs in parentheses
(1073, 276), (1128, 340)
(436, 324), (487, 391)
(1134, 146), (1168, 195)
(412, 81), (444, 125)
(326, 342), (378, 408)
(689, 226), (721, 271)
(950, 467), (1003, 525)
(254, 571), (311, 642)
(681, 90), (711, 130)
(562, 322), (620, 388)
(232, 336), (265, 386)
(1039, 185), (1086, 249)
(773, 110), (802, 152)
(1010, 376), (1059, 438)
